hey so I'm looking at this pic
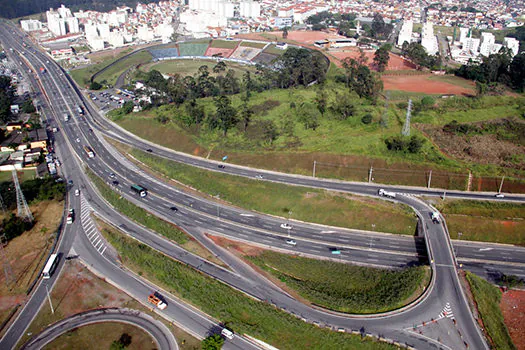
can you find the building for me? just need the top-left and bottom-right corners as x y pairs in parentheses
(20, 19), (42, 32)
(46, 10), (66, 36)
(459, 27), (470, 45)
(504, 37), (520, 56)
(397, 19), (413, 46)
(463, 36), (480, 54)
(421, 21), (438, 55)
(66, 17), (80, 34)
(479, 32), (495, 56)
(239, 1), (261, 19)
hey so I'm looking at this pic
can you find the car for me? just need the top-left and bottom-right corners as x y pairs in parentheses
(255, 175), (263, 179)
(109, 172), (116, 178)
(169, 206), (178, 211)
(75, 189), (80, 196)
(218, 164), (226, 169)
(112, 180), (120, 186)
(286, 239), (297, 246)
(280, 223), (292, 230)
(495, 193), (505, 198)
(67, 180), (73, 185)
(76, 138), (80, 143)
(146, 149), (153, 152)
(221, 328), (234, 340)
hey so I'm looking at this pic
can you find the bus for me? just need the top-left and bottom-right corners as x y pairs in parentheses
(130, 184), (147, 198)
(42, 253), (59, 279)
(83, 145), (95, 158)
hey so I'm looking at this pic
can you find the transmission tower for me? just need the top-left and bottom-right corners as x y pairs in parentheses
(0, 232), (14, 287)
(381, 91), (390, 128)
(12, 170), (33, 223)
(402, 99), (412, 136)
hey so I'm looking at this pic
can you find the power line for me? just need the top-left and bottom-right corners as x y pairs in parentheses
(402, 99), (412, 136)
(12, 170), (33, 223)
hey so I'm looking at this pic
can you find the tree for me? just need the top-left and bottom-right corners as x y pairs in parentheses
(371, 13), (386, 38)
(202, 334), (224, 350)
(361, 114), (372, 124)
(373, 45), (390, 72)
(240, 100), (253, 132)
(342, 58), (383, 100)
(510, 53), (525, 92)
(297, 103), (320, 130)
(213, 61), (227, 74)
(259, 119), (279, 144)
(121, 101), (134, 114)
(314, 88), (328, 116)
(21, 99), (36, 113)
(282, 27), (288, 39)
(185, 99), (206, 126)
(329, 92), (356, 120)
(89, 81), (102, 90)
(212, 96), (237, 136)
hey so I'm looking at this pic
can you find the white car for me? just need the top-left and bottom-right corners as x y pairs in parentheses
(255, 175), (263, 179)
(280, 223), (292, 230)
(286, 239), (297, 246)
(76, 138), (80, 143)
(75, 189), (80, 196)
(495, 193), (505, 198)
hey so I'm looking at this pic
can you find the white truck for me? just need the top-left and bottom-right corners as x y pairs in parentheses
(63, 113), (69, 122)
(431, 211), (441, 223)
(378, 189), (396, 198)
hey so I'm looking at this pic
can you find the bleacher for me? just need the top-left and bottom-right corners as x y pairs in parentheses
(229, 46), (262, 61)
(148, 48), (180, 60)
(252, 52), (278, 65)
(178, 42), (210, 57)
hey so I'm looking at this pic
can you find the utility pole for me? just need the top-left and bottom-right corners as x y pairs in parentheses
(368, 166), (373, 183)
(312, 161), (316, 178)
(498, 176), (505, 193)
(427, 170), (432, 188)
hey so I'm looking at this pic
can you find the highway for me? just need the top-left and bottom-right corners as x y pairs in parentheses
(20, 308), (178, 350)
(2, 20), (523, 349)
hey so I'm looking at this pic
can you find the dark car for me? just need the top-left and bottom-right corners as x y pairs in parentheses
(146, 149), (153, 152)
(169, 206), (178, 211)
(112, 180), (120, 186)
(218, 164), (226, 169)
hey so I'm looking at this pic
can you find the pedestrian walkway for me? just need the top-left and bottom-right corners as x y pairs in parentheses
(80, 193), (107, 256)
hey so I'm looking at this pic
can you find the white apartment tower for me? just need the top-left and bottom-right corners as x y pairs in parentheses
(66, 17), (80, 34)
(20, 19), (42, 32)
(397, 19), (413, 46)
(504, 37), (520, 56)
(459, 27), (469, 45)
(479, 32), (495, 56)
(240, 1), (261, 18)
(421, 21), (438, 55)
(46, 10), (66, 36)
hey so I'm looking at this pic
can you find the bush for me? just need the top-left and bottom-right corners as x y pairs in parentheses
(202, 334), (224, 350)
(361, 114), (373, 124)
(384, 135), (425, 153)
(2, 214), (34, 241)
(0, 177), (65, 210)
(89, 81), (102, 90)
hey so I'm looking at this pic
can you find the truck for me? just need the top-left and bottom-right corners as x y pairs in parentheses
(130, 184), (147, 198)
(63, 113), (69, 122)
(66, 209), (74, 224)
(431, 211), (440, 224)
(39, 67), (45, 74)
(148, 292), (167, 310)
(378, 189), (396, 199)
(76, 105), (84, 115)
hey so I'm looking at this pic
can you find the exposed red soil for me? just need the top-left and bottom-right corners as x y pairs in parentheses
(330, 49), (416, 70)
(500, 289), (525, 350)
(204, 47), (234, 58)
(382, 74), (475, 94)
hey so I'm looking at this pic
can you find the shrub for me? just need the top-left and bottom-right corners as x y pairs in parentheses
(361, 114), (373, 124)
(384, 135), (425, 153)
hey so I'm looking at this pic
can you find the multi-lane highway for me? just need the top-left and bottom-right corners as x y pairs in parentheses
(2, 19), (524, 350)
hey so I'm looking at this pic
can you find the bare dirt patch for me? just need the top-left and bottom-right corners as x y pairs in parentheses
(382, 74), (475, 95)
(330, 49), (416, 70)
(500, 289), (525, 350)
(417, 119), (525, 170)
(0, 201), (63, 324)
(205, 47), (234, 58)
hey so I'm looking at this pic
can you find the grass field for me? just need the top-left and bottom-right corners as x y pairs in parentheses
(69, 49), (134, 87)
(210, 40), (239, 49)
(93, 51), (152, 86)
(141, 59), (256, 77)
(263, 44), (286, 55)
(247, 250), (429, 314)
(44, 322), (155, 350)
(102, 226), (397, 350)
(240, 41), (267, 49)
(427, 75), (478, 89)
(178, 42), (210, 56)
(0, 169), (35, 183)
(465, 272), (516, 350)
(129, 148), (417, 235)
(435, 200), (525, 245)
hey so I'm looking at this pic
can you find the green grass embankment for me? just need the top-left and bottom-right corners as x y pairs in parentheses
(101, 226), (397, 350)
(436, 200), (525, 245)
(247, 250), (430, 314)
(93, 51), (152, 86)
(129, 149), (417, 235)
(465, 272), (516, 350)
(87, 169), (188, 244)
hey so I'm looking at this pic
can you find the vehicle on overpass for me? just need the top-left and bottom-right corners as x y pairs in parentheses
(131, 184), (148, 198)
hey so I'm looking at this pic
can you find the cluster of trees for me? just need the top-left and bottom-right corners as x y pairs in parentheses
(384, 135), (425, 153)
(0, 177), (65, 210)
(373, 45), (391, 72)
(0, 0), (163, 19)
(202, 334), (224, 350)
(0, 76), (15, 124)
(401, 42), (441, 69)
(340, 53), (383, 100)
(368, 14), (394, 40)
(455, 50), (525, 92)
(110, 333), (132, 350)
(1, 214), (34, 241)
(305, 11), (356, 34)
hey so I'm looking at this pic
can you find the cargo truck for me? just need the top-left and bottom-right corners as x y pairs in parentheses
(131, 184), (147, 198)
(378, 189), (396, 198)
(148, 292), (167, 310)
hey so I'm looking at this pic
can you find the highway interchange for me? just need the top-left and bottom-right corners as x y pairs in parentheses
(1, 20), (525, 350)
